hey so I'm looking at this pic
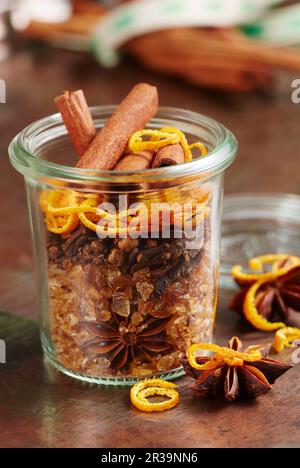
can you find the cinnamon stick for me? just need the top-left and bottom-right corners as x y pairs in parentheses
(115, 151), (154, 171)
(77, 83), (158, 170)
(55, 90), (96, 157)
(152, 144), (184, 168)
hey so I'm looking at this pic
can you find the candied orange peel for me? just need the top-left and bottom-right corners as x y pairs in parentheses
(187, 342), (262, 371)
(130, 379), (179, 412)
(273, 327), (300, 353)
(232, 254), (300, 285)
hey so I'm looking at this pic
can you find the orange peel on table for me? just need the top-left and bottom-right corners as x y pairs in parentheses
(232, 254), (300, 286)
(130, 379), (179, 413)
(243, 279), (287, 332)
(187, 343), (262, 371)
(273, 327), (300, 353)
(231, 254), (300, 331)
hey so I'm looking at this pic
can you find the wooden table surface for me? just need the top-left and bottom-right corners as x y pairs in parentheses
(0, 47), (300, 448)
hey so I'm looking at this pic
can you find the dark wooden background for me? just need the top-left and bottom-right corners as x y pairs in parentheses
(0, 46), (300, 448)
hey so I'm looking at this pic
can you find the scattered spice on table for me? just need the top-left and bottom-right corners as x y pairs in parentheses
(182, 336), (291, 402)
(231, 254), (300, 331)
(130, 379), (179, 412)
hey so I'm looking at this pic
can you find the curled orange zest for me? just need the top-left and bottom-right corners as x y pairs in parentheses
(273, 327), (300, 353)
(128, 127), (207, 163)
(160, 127), (192, 162)
(187, 342), (262, 371)
(244, 280), (286, 331)
(232, 254), (300, 285)
(128, 129), (180, 152)
(40, 190), (51, 213)
(41, 189), (79, 234)
(130, 379), (179, 412)
(40, 189), (144, 236)
(189, 142), (208, 158)
(45, 213), (79, 235)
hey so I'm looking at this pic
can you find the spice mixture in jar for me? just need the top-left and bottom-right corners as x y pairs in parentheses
(10, 83), (237, 383)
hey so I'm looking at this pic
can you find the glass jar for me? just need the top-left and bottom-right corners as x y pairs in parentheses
(9, 106), (237, 385)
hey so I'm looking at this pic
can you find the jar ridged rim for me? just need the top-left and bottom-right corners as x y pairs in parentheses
(9, 106), (237, 184)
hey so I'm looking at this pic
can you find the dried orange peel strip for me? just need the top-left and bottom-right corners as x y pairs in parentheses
(78, 198), (111, 232)
(78, 211), (100, 232)
(273, 327), (300, 353)
(42, 189), (79, 234)
(128, 129), (180, 152)
(160, 127), (192, 162)
(45, 189), (78, 213)
(46, 213), (79, 234)
(78, 198), (149, 236)
(128, 127), (207, 163)
(187, 343), (262, 371)
(41, 190), (137, 235)
(40, 190), (51, 213)
(244, 279), (286, 331)
(130, 379), (179, 412)
(232, 254), (300, 285)
(41, 177), (209, 236)
(249, 254), (300, 272)
(44, 190), (99, 216)
(189, 142), (208, 158)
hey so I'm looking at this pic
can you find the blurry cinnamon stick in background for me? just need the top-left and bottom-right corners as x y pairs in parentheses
(126, 28), (300, 91)
(15, 2), (300, 93)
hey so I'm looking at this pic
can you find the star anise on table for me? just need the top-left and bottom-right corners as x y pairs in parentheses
(182, 337), (291, 402)
(79, 315), (173, 369)
(231, 265), (300, 328)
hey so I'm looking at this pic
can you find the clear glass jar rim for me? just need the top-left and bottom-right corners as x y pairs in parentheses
(223, 192), (300, 222)
(9, 106), (237, 184)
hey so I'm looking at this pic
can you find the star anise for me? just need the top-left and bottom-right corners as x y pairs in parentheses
(231, 265), (300, 328)
(182, 337), (291, 401)
(80, 315), (173, 369)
